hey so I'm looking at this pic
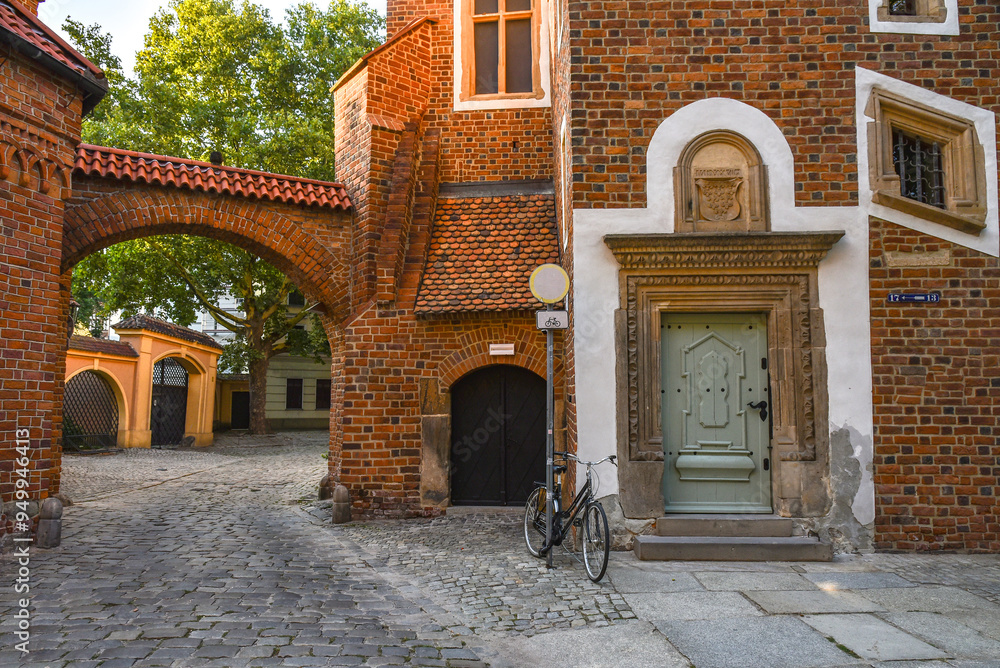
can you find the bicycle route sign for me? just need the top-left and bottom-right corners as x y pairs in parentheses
(536, 310), (568, 330)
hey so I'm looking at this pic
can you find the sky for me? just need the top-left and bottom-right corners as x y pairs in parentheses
(38, 0), (388, 75)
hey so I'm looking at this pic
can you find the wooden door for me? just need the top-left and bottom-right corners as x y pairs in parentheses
(450, 365), (545, 505)
(661, 313), (772, 513)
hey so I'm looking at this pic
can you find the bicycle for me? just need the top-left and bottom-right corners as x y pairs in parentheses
(523, 451), (618, 582)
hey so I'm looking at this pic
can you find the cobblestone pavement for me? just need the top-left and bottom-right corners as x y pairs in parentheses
(2, 434), (486, 667)
(4, 434), (1000, 668)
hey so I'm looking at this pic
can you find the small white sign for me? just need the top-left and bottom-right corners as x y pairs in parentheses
(536, 310), (569, 330)
(489, 343), (515, 356)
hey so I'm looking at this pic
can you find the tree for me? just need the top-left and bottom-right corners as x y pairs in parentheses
(67, 1), (383, 432)
(74, 237), (330, 434)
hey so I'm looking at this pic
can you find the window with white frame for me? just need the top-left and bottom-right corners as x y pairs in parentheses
(455, 0), (550, 109)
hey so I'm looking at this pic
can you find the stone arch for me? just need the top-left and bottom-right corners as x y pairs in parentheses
(63, 188), (350, 321)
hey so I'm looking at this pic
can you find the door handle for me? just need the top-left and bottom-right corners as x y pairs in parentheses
(747, 400), (768, 422)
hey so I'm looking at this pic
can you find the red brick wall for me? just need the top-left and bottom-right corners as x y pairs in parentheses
(381, 0), (554, 184)
(0, 52), (82, 535)
(870, 217), (1000, 552)
(340, 309), (564, 516)
(565, 0), (1000, 207)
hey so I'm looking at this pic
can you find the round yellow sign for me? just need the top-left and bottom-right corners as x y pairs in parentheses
(529, 264), (570, 304)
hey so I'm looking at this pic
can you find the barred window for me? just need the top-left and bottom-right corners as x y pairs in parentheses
(888, 0), (915, 16)
(891, 129), (945, 210)
(462, 0), (540, 100)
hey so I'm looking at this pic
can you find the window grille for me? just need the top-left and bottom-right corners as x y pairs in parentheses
(891, 128), (946, 209)
(888, 0), (916, 15)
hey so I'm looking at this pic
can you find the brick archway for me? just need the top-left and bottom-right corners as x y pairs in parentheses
(63, 188), (350, 320)
(436, 325), (562, 390)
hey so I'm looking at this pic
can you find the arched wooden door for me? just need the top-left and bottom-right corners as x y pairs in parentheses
(151, 358), (189, 447)
(450, 365), (546, 506)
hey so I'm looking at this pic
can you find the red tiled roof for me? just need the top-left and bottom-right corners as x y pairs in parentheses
(68, 336), (138, 358)
(112, 314), (224, 350)
(74, 145), (353, 211)
(415, 192), (561, 313)
(0, 1), (107, 114)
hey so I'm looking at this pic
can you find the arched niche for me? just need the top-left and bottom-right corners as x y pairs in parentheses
(674, 130), (769, 233)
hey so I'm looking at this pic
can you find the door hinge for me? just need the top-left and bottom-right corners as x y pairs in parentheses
(761, 357), (768, 370)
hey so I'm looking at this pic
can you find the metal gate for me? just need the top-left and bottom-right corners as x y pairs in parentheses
(450, 365), (546, 505)
(151, 357), (189, 448)
(63, 371), (120, 452)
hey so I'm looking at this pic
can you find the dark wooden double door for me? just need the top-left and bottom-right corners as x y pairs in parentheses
(451, 365), (546, 506)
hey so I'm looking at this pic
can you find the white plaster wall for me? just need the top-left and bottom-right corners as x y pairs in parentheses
(572, 98), (874, 527)
(867, 0), (959, 36)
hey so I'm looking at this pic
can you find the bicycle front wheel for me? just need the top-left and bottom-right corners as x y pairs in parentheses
(582, 502), (610, 582)
(523, 487), (547, 557)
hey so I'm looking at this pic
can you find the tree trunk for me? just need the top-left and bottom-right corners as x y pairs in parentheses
(248, 353), (271, 434)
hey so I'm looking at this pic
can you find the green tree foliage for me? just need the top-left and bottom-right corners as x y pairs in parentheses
(67, 0), (382, 432)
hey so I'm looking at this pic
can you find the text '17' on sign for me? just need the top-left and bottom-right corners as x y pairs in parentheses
(537, 311), (568, 330)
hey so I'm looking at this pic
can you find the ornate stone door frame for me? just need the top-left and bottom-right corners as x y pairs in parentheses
(605, 231), (844, 519)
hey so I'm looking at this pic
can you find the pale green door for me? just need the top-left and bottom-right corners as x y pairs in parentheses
(661, 313), (772, 513)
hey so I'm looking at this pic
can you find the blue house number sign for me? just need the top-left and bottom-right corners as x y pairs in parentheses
(887, 293), (941, 303)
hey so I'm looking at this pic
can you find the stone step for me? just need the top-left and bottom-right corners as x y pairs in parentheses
(655, 514), (794, 538)
(634, 535), (834, 562)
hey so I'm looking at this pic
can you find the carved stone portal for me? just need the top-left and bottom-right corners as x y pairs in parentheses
(605, 231), (844, 519)
(674, 131), (768, 233)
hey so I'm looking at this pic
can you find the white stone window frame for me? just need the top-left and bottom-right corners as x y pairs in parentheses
(453, 0), (551, 111)
(856, 67), (999, 257)
(868, 0), (959, 36)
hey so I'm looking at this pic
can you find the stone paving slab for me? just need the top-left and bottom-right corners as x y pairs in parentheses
(802, 613), (947, 661)
(744, 589), (886, 614)
(856, 586), (1000, 614)
(606, 565), (704, 594)
(622, 591), (763, 621)
(880, 612), (1000, 658)
(694, 571), (819, 591)
(803, 572), (917, 590)
(655, 616), (864, 668)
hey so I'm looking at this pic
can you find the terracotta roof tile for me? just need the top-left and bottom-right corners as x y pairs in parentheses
(112, 314), (224, 350)
(415, 193), (561, 313)
(0, 1), (107, 113)
(68, 336), (138, 358)
(75, 145), (353, 211)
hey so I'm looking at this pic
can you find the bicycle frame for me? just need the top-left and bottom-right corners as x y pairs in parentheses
(538, 457), (596, 553)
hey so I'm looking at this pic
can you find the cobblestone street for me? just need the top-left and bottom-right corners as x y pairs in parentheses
(3, 434), (1000, 667)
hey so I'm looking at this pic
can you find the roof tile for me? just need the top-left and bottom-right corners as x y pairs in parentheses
(75, 145), (353, 211)
(415, 193), (561, 313)
(68, 336), (138, 358)
(111, 314), (224, 350)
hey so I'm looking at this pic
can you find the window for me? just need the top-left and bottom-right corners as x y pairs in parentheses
(285, 378), (303, 410)
(315, 378), (331, 410)
(878, 0), (945, 22)
(866, 87), (987, 235)
(288, 289), (305, 307)
(457, 0), (548, 106)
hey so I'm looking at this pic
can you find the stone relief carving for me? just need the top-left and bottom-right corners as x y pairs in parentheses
(675, 131), (768, 232)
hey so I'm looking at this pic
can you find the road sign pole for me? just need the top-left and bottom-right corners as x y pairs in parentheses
(545, 307), (554, 569)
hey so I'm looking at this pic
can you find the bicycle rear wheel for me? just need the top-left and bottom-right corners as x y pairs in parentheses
(523, 487), (547, 557)
(582, 502), (610, 582)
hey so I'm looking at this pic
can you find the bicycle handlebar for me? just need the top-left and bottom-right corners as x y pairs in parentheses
(553, 451), (618, 467)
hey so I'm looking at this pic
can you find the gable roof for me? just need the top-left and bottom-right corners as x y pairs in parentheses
(112, 314), (224, 350)
(75, 145), (353, 211)
(68, 335), (138, 358)
(0, 1), (107, 114)
(415, 187), (561, 313)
